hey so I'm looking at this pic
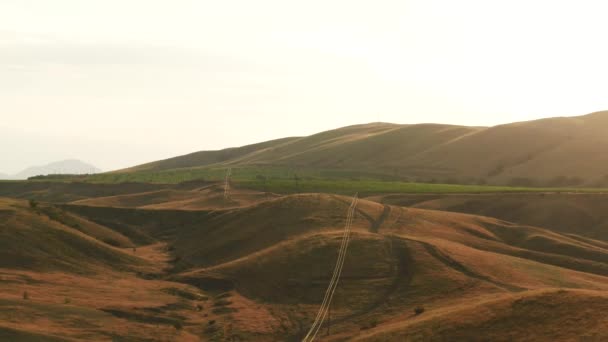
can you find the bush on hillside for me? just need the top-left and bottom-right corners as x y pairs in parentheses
(28, 199), (38, 209)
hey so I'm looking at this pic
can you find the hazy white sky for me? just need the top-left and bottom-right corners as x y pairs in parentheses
(1, 0), (607, 173)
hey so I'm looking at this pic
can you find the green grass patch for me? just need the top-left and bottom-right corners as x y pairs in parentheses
(237, 179), (608, 195)
(80, 166), (397, 184)
(8, 166), (608, 195)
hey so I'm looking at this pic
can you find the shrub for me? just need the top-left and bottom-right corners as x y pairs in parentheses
(173, 322), (183, 330)
(414, 306), (425, 315)
(28, 199), (38, 209)
(64, 297), (71, 304)
(23, 291), (29, 300)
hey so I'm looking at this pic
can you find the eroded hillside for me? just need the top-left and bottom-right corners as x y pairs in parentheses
(2, 185), (606, 341)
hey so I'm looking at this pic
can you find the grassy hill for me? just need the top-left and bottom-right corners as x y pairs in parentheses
(164, 194), (608, 339)
(0, 198), (144, 273)
(61, 192), (608, 339)
(3, 190), (608, 340)
(353, 289), (608, 341)
(3, 111), (608, 340)
(109, 111), (608, 187)
(70, 184), (279, 210)
(371, 193), (608, 242)
(0, 181), (169, 202)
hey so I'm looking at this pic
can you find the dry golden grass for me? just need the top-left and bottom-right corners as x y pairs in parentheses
(373, 192), (608, 242)
(3, 191), (608, 340)
(70, 184), (279, 211)
(352, 289), (608, 342)
(165, 194), (608, 340)
(118, 111), (608, 185)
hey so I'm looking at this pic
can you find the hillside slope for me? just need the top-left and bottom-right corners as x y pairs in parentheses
(5, 192), (608, 340)
(116, 111), (608, 186)
(0, 198), (143, 273)
(166, 194), (608, 340)
(70, 184), (278, 211)
(370, 193), (608, 242)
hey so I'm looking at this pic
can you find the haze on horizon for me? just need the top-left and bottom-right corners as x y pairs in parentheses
(1, 0), (607, 174)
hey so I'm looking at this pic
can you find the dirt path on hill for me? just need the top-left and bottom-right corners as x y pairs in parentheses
(289, 236), (414, 341)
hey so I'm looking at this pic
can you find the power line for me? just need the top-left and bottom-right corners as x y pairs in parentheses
(303, 194), (358, 342)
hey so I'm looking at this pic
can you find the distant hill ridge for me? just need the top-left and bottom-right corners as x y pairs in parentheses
(9, 159), (101, 180)
(121, 111), (608, 186)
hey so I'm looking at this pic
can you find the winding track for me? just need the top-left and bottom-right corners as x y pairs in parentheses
(296, 199), (524, 340)
(302, 195), (358, 342)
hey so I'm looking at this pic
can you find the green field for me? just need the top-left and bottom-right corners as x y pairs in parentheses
(36, 166), (405, 184)
(12, 166), (608, 196)
(237, 179), (608, 195)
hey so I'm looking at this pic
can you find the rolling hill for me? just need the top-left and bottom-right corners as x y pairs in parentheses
(369, 192), (608, 242)
(11, 190), (597, 340)
(3, 108), (608, 339)
(11, 159), (101, 180)
(117, 111), (608, 186)
(0, 198), (144, 273)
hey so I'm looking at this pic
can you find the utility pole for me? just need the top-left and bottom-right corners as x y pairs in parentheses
(224, 168), (232, 200)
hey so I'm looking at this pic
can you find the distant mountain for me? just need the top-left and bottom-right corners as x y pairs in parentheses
(12, 159), (101, 180)
(121, 111), (608, 186)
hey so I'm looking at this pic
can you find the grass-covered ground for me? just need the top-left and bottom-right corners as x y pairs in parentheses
(8, 166), (608, 195)
(78, 166), (402, 184)
(238, 179), (608, 195)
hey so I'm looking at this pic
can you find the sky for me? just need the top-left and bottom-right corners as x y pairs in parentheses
(1, 0), (608, 173)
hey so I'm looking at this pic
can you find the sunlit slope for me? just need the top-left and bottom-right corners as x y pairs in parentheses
(0, 181), (168, 202)
(372, 193), (608, 242)
(412, 111), (608, 184)
(65, 193), (608, 286)
(0, 197), (248, 341)
(116, 111), (608, 185)
(33, 193), (608, 340)
(229, 123), (478, 169)
(0, 198), (144, 273)
(158, 194), (608, 339)
(123, 136), (299, 172)
(175, 196), (608, 292)
(119, 122), (481, 175)
(354, 289), (608, 342)
(70, 184), (278, 210)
